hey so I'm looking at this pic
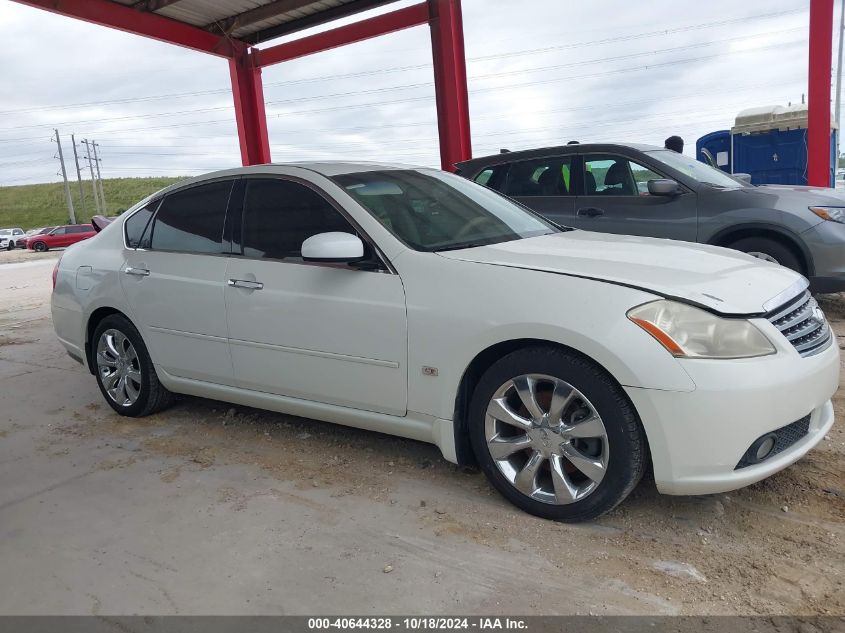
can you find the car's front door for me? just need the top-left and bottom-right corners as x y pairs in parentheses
(120, 179), (236, 385)
(497, 154), (578, 227)
(224, 176), (408, 416)
(49, 227), (69, 247)
(574, 154), (698, 241)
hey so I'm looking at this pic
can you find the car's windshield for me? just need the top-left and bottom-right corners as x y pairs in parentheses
(645, 149), (749, 189)
(332, 169), (560, 252)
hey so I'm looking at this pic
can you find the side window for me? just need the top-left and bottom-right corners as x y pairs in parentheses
(241, 178), (355, 262)
(503, 156), (573, 197)
(473, 165), (508, 191)
(583, 155), (662, 196)
(150, 180), (233, 254)
(124, 203), (157, 248)
(51, 227), (67, 236)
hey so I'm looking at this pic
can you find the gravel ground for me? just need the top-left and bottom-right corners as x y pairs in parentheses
(0, 259), (842, 615)
(0, 247), (62, 265)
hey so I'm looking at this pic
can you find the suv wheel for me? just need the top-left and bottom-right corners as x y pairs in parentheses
(469, 346), (646, 522)
(727, 237), (801, 273)
(92, 314), (173, 417)
(33, 242), (47, 252)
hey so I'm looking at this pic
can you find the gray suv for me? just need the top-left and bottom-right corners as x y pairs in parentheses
(457, 143), (845, 292)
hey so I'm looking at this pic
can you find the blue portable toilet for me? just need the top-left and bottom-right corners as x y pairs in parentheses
(696, 130), (731, 173)
(696, 104), (838, 186)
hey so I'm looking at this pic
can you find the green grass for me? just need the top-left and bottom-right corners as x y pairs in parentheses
(0, 176), (186, 230)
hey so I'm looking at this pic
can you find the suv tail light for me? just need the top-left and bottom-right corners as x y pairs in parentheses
(52, 255), (62, 289)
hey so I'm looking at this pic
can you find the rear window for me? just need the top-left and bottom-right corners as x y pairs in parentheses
(150, 180), (233, 254)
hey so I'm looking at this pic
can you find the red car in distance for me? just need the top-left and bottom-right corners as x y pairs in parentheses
(27, 224), (96, 252)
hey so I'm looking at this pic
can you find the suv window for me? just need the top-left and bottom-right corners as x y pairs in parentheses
(51, 227), (67, 236)
(68, 225), (91, 234)
(473, 164), (508, 191)
(502, 156), (573, 197)
(125, 203), (157, 248)
(241, 178), (354, 261)
(150, 180), (233, 253)
(583, 155), (662, 196)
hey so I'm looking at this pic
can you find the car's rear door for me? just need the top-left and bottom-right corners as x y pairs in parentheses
(120, 178), (236, 385)
(574, 153), (698, 241)
(224, 175), (408, 416)
(493, 155), (578, 227)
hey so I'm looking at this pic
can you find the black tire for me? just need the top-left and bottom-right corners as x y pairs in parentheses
(468, 346), (646, 522)
(726, 236), (802, 273)
(33, 242), (47, 252)
(92, 314), (174, 417)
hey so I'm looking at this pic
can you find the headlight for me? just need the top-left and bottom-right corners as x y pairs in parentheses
(627, 300), (776, 359)
(809, 206), (845, 224)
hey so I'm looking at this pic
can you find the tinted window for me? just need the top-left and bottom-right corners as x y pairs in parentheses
(68, 225), (92, 234)
(151, 180), (233, 253)
(241, 178), (354, 261)
(503, 156), (573, 197)
(125, 204), (157, 248)
(473, 164), (508, 191)
(583, 155), (661, 196)
(51, 227), (67, 235)
(333, 169), (558, 252)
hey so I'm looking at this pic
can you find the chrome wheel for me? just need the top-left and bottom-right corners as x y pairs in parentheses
(484, 374), (609, 505)
(747, 251), (779, 264)
(96, 329), (142, 407)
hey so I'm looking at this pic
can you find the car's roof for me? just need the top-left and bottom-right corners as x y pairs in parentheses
(455, 142), (667, 171)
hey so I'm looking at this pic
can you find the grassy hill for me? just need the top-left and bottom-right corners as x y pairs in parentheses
(0, 176), (185, 230)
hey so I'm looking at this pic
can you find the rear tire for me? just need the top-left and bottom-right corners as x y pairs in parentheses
(468, 346), (646, 522)
(727, 236), (802, 273)
(92, 314), (174, 417)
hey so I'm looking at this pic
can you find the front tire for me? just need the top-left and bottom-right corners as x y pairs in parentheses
(727, 236), (802, 273)
(469, 346), (646, 522)
(33, 242), (47, 252)
(92, 314), (173, 417)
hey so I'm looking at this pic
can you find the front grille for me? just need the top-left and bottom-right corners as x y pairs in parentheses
(735, 414), (811, 469)
(766, 290), (832, 357)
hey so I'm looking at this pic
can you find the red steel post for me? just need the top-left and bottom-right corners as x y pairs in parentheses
(808, 0), (835, 186)
(229, 49), (272, 166)
(428, 0), (472, 171)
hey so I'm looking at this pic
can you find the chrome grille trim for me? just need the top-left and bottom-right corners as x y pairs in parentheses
(766, 290), (832, 357)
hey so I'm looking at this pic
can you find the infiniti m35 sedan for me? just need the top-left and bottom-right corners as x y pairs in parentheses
(51, 163), (838, 521)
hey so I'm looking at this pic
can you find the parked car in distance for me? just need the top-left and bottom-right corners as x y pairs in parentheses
(457, 143), (845, 292)
(27, 224), (95, 252)
(51, 164), (837, 522)
(0, 227), (26, 250)
(22, 227), (55, 248)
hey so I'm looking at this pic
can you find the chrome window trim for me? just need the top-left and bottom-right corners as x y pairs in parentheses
(762, 278), (811, 313)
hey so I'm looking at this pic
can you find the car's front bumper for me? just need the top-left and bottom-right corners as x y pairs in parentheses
(802, 220), (845, 292)
(625, 330), (839, 495)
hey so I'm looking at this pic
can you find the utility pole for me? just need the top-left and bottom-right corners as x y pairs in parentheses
(81, 139), (101, 215)
(835, 0), (845, 170)
(92, 141), (106, 213)
(71, 134), (87, 216)
(52, 129), (76, 224)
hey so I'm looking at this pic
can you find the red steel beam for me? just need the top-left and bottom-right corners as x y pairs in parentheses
(11, 0), (245, 58)
(230, 49), (272, 165)
(808, 0), (835, 187)
(428, 0), (471, 171)
(254, 2), (429, 67)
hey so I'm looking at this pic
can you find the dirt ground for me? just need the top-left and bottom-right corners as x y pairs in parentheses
(0, 255), (843, 615)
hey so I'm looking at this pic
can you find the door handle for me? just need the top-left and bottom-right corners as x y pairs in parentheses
(123, 266), (150, 277)
(228, 279), (264, 290)
(577, 207), (605, 218)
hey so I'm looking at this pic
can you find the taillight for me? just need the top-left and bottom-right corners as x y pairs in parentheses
(52, 256), (61, 289)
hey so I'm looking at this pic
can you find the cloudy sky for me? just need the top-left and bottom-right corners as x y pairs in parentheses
(0, 0), (819, 185)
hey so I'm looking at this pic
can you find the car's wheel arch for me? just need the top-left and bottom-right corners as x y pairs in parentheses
(451, 338), (650, 468)
(706, 223), (813, 276)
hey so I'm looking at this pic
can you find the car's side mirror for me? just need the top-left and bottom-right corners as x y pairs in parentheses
(302, 232), (365, 263)
(647, 179), (683, 196)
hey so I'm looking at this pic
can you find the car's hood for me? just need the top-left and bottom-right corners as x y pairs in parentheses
(752, 183), (845, 205)
(437, 231), (805, 315)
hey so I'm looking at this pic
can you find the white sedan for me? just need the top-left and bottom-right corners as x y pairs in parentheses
(50, 163), (839, 521)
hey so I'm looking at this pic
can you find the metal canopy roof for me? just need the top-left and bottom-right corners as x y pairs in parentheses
(110, 0), (400, 44)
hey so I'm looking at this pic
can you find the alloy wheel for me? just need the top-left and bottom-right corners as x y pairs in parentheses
(484, 373), (609, 505)
(96, 329), (142, 407)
